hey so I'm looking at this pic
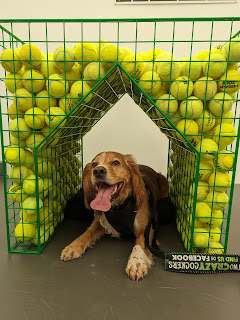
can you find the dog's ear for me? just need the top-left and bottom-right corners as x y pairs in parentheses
(82, 163), (95, 210)
(125, 154), (146, 208)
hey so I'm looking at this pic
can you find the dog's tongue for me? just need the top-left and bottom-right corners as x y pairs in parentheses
(90, 184), (115, 212)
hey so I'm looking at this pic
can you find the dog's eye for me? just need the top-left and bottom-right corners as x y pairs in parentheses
(112, 160), (120, 166)
(92, 162), (98, 167)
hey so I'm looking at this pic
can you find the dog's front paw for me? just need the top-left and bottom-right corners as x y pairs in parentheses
(60, 244), (83, 261)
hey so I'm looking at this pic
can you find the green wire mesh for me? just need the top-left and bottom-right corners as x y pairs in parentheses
(0, 18), (240, 254)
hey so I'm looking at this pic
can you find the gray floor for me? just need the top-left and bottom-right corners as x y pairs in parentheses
(0, 177), (239, 320)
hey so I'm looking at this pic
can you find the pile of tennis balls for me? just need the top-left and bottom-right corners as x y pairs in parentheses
(1, 38), (240, 250)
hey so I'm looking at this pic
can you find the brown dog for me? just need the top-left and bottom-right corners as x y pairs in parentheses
(60, 151), (169, 280)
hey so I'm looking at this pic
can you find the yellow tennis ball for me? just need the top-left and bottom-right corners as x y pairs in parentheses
(40, 53), (60, 78)
(22, 196), (43, 215)
(217, 150), (235, 171)
(8, 184), (28, 202)
(63, 64), (81, 87)
(193, 77), (217, 100)
(26, 132), (45, 149)
(208, 92), (233, 117)
(204, 226), (221, 243)
(155, 94), (178, 117)
(195, 110), (216, 133)
(83, 62), (106, 86)
(47, 73), (69, 97)
(4, 146), (26, 166)
(9, 118), (31, 139)
(198, 160), (214, 181)
(195, 202), (212, 223)
(8, 103), (24, 120)
(45, 107), (66, 129)
(59, 93), (77, 114)
(196, 138), (218, 160)
(202, 54), (227, 79)
(70, 80), (93, 103)
(74, 42), (98, 66)
(19, 44), (42, 68)
(212, 123), (237, 150)
(211, 44), (227, 58)
(176, 119), (198, 140)
(215, 109), (234, 126)
(194, 50), (209, 61)
(39, 206), (54, 224)
(170, 76), (193, 100)
(15, 222), (36, 241)
(19, 210), (37, 223)
(22, 149), (34, 169)
(179, 96), (203, 118)
(53, 46), (75, 72)
(205, 191), (229, 210)
(205, 210), (223, 228)
(23, 175), (44, 195)
(193, 227), (210, 247)
(31, 224), (50, 245)
(119, 47), (134, 61)
(35, 90), (58, 111)
(0, 48), (22, 72)
(121, 55), (146, 79)
(31, 157), (48, 177)
(169, 109), (183, 126)
(22, 70), (45, 93)
(100, 43), (121, 69)
(190, 181), (210, 201)
(8, 165), (29, 184)
(24, 107), (46, 129)
(206, 242), (224, 254)
(10, 135), (26, 147)
(208, 171), (232, 192)
(218, 70), (240, 93)
(180, 57), (202, 80)
(223, 37), (240, 61)
(5, 73), (23, 94)
(155, 52), (181, 80)
(13, 88), (35, 112)
(138, 71), (161, 95)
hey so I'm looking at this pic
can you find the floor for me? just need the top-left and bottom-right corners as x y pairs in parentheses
(0, 177), (239, 320)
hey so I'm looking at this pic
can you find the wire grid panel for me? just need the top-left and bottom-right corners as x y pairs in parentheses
(0, 18), (240, 254)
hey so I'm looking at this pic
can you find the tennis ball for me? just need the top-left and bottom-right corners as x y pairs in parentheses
(35, 90), (58, 111)
(209, 92), (233, 117)
(217, 150), (235, 171)
(1, 48), (22, 73)
(215, 110), (234, 126)
(152, 86), (168, 101)
(155, 52), (181, 80)
(10, 135), (26, 147)
(23, 175), (44, 195)
(94, 40), (109, 59)
(8, 165), (29, 184)
(202, 54), (227, 79)
(30, 157), (48, 177)
(190, 181), (210, 201)
(147, 48), (163, 61)
(24, 107), (46, 129)
(121, 55), (146, 79)
(223, 37), (240, 61)
(205, 210), (223, 228)
(83, 62), (106, 86)
(100, 43), (121, 69)
(39, 206), (54, 224)
(59, 93), (77, 114)
(138, 71), (161, 95)
(13, 88), (35, 112)
(212, 123), (237, 150)
(204, 226), (221, 243)
(170, 76), (193, 100)
(19, 44), (42, 68)
(40, 53), (60, 78)
(8, 184), (28, 203)
(205, 191), (229, 210)
(180, 57), (202, 80)
(169, 109), (183, 126)
(193, 227), (210, 247)
(9, 118), (31, 139)
(22, 149), (34, 169)
(120, 47), (134, 61)
(176, 119), (198, 140)
(22, 196), (43, 215)
(15, 222), (36, 241)
(193, 77), (217, 100)
(47, 74), (69, 97)
(208, 171), (232, 191)
(8, 103), (24, 120)
(194, 50), (209, 61)
(19, 210), (37, 223)
(218, 70), (240, 93)
(5, 73), (23, 94)
(206, 242), (224, 254)
(74, 42), (98, 66)
(195, 202), (212, 223)
(155, 94), (178, 117)
(196, 138), (218, 160)
(70, 80), (93, 103)
(199, 160), (214, 181)
(53, 46), (75, 72)
(4, 146), (26, 165)
(180, 96), (203, 118)
(195, 110), (216, 133)
(45, 107), (66, 129)
(211, 44), (227, 58)
(64, 64), (81, 86)
(31, 225), (50, 245)
(22, 70), (45, 93)
(145, 62), (157, 73)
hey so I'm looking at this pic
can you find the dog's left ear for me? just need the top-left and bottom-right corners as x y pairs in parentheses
(125, 155), (146, 208)
(82, 163), (95, 210)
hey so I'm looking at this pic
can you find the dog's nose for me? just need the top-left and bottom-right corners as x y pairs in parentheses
(93, 166), (107, 178)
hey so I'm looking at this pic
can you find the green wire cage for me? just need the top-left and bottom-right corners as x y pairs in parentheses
(0, 18), (239, 254)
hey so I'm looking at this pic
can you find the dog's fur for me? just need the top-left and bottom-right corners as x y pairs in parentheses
(60, 151), (169, 281)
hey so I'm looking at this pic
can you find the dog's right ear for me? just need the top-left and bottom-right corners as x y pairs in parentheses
(82, 163), (95, 210)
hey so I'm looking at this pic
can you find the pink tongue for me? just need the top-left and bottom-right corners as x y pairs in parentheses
(90, 185), (115, 212)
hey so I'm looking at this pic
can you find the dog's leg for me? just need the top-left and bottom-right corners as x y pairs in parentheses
(60, 217), (105, 261)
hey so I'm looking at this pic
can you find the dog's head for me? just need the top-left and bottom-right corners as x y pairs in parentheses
(82, 152), (145, 212)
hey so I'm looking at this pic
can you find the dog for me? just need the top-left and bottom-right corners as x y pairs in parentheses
(60, 151), (170, 280)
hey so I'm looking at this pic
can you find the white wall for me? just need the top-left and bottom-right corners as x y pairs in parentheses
(0, 0), (240, 183)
